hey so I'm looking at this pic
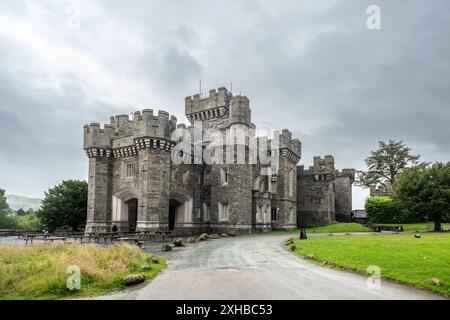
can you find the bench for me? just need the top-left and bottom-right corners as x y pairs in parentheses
(44, 237), (66, 243)
(370, 225), (404, 232)
(23, 234), (46, 245)
(116, 237), (144, 248)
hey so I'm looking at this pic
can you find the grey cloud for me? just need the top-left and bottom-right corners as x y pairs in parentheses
(0, 0), (449, 208)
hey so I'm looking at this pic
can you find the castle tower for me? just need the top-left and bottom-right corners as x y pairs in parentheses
(297, 155), (336, 227)
(271, 129), (301, 230)
(334, 169), (356, 214)
(83, 110), (178, 233)
(184, 88), (255, 234)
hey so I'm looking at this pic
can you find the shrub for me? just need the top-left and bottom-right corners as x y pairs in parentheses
(365, 196), (409, 224)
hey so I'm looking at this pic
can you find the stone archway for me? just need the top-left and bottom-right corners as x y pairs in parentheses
(112, 187), (139, 232)
(169, 190), (193, 232)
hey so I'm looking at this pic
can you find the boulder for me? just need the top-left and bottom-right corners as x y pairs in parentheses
(198, 233), (209, 241)
(173, 238), (184, 247)
(220, 233), (228, 237)
(342, 265), (357, 271)
(141, 265), (152, 271)
(306, 254), (316, 260)
(161, 244), (172, 252)
(186, 237), (196, 243)
(124, 274), (145, 286)
(209, 234), (220, 239)
(228, 230), (237, 237)
(285, 238), (294, 245)
(429, 277), (442, 286)
(147, 256), (159, 264)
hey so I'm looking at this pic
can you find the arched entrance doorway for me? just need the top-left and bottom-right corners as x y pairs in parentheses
(112, 187), (139, 232)
(169, 199), (182, 231)
(168, 190), (193, 232)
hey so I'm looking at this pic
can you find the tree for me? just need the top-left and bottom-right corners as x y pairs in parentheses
(37, 180), (88, 231)
(0, 188), (17, 229)
(15, 208), (26, 216)
(357, 140), (421, 189)
(0, 188), (9, 214)
(394, 162), (450, 231)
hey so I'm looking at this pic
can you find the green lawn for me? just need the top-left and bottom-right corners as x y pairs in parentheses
(0, 243), (165, 300)
(266, 223), (373, 235)
(290, 232), (450, 296)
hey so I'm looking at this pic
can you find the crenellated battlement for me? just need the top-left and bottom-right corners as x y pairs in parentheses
(185, 87), (232, 123)
(335, 168), (356, 181)
(132, 109), (177, 140)
(298, 155), (335, 175)
(83, 109), (178, 154)
(83, 123), (115, 150)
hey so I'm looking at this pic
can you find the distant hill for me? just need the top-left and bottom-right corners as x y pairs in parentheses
(6, 194), (42, 211)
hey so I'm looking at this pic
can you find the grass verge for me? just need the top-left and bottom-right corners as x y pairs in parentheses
(264, 223), (373, 235)
(0, 242), (165, 300)
(288, 232), (450, 297)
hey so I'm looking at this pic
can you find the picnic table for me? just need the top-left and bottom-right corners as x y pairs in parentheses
(23, 233), (46, 245)
(44, 237), (66, 243)
(88, 232), (119, 244)
(370, 225), (404, 232)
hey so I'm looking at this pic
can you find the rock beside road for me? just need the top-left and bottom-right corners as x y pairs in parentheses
(186, 237), (196, 243)
(173, 238), (184, 247)
(124, 274), (145, 286)
(198, 233), (209, 241)
(162, 244), (172, 252)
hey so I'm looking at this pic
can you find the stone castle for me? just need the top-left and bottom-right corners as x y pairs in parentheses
(83, 87), (355, 234)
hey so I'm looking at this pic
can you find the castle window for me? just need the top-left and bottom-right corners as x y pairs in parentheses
(203, 203), (210, 222)
(218, 202), (229, 221)
(254, 176), (260, 191)
(289, 168), (294, 197)
(183, 170), (190, 184)
(271, 208), (277, 221)
(126, 164), (136, 177)
(221, 168), (228, 186)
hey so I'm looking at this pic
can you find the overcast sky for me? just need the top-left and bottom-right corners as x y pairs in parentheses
(1, 0), (449, 208)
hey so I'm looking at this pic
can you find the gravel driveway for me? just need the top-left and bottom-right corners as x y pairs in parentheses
(93, 234), (443, 300)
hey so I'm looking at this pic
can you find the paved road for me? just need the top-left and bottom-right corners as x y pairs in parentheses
(94, 235), (443, 300)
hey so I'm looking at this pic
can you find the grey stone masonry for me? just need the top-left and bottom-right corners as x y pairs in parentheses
(297, 156), (355, 228)
(84, 87), (353, 235)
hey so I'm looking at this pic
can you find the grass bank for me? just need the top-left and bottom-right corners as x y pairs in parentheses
(0, 243), (165, 300)
(289, 232), (450, 297)
(264, 223), (373, 235)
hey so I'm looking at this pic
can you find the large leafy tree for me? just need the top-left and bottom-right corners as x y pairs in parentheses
(394, 162), (450, 231)
(0, 188), (9, 214)
(37, 180), (88, 231)
(357, 140), (421, 189)
(0, 188), (17, 228)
